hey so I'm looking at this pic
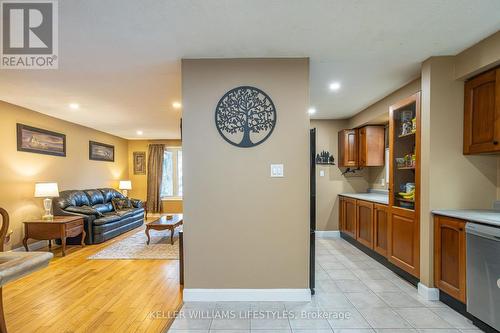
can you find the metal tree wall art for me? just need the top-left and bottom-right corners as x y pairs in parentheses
(215, 86), (277, 148)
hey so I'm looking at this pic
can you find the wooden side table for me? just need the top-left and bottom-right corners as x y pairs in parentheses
(23, 216), (85, 256)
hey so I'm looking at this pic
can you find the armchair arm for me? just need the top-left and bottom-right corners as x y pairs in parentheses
(65, 206), (103, 217)
(130, 199), (143, 209)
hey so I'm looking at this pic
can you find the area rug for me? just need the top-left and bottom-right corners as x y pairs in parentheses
(88, 228), (179, 260)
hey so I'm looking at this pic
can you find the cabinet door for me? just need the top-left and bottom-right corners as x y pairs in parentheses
(356, 200), (374, 248)
(464, 68), (500, 154)
(339, 129), (358, 167)
(388, 207), (420, 277)
(434, 215), (466, 303)
(339, 197), (345, 232)
(373, 204), (388, 257)
(359, 126), (385, 167)
(343, 198), (357, 238)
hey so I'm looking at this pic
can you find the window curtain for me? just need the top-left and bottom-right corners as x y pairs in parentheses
(146, 144), (165, 213)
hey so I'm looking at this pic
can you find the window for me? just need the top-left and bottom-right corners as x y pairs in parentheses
(161, 147), (182, 198)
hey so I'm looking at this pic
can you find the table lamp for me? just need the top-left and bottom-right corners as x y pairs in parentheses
(34, 182), (59, 221)
(119, 180), (132, 197)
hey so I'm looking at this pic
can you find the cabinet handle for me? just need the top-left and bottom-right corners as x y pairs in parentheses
(494, 141), (499, 145)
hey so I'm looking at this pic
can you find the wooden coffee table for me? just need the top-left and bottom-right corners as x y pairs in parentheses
(145, 214), (183, 245)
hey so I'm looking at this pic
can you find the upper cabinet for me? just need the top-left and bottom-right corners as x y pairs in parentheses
(338, 129), (358, 167)
(463, 67), (500, 154)
(338, 126), (385, 168)
(359, 126), (385, 167)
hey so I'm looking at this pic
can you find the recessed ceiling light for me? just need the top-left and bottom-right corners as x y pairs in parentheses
(329, 82), (341, 91)
(69, 103), (79, 110)
(136, 130), (143, 135)
(308, 107), (316, 115)
(172, 102), (182, 109)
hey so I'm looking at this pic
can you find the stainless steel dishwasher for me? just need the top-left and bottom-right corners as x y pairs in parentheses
(465, 222), (500, 331)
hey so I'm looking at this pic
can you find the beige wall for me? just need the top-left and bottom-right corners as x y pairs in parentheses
(0, 101), (128, 249)
(311, 120), (370, 231)
(454, 31), (500, 80)
(127, 139), (182, 213)
(183, 58), (310, 289)
(348, 79), (421, 129)
(420, 57), (498, 286)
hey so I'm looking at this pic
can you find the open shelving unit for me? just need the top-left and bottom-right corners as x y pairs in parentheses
(388, 92), (421, 278)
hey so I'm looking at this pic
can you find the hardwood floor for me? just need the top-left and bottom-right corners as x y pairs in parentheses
(4, 225), (182, 333)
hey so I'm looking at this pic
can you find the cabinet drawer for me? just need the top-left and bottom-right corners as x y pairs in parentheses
(66, 225), (83, 238)
(66, 219), (83, 229)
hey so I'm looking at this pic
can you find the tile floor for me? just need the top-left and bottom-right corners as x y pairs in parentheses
(167, 237), (483, 333)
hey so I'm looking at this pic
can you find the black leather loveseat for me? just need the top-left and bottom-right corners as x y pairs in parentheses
(53, 188), (144, 244)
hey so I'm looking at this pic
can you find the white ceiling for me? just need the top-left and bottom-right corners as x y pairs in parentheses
(1, 0), (499, 139)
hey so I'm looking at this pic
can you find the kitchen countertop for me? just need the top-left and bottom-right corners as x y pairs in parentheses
(0, 251), (53, 287)
(432, 209), (500, 228)
(339, 192), (388, 205)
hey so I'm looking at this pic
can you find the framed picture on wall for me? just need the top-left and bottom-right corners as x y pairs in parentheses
(16, 123), (66, 157)
(89, 141), (115, 162)
(133, 151), (146, 174)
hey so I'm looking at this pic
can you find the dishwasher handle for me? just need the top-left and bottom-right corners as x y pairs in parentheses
(465, 222), (500, 241)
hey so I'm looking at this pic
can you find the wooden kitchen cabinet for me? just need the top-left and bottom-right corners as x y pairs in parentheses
(434, 215), (467, 303)
(388, 92), (421, 278)
(338, 129), (358, 167)
(358, 126), (385, 167)
(343, 197), (357, 238)
(373, 204), (388, 256)
(356, 200), (374, 248)
(464, 67), (500, 155)
(339, 197), (345, 232)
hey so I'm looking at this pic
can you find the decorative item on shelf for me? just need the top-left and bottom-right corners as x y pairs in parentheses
(34, 182), (59, 221)
(315, 150), (335, 165)
(119, 180), (132, 197)
(411, 118), (417, 133)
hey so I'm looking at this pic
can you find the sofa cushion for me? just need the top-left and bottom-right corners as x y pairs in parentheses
(92, 203), (113, 214)
(65, 205), (103, 217)
(111, 198), (132, 211)
(55, 190), (90, 208)
(99, 188), (124, 203)
(93, 214), (121, 226)
(84, 189), (105, 205)
(115, 208), (136, 218)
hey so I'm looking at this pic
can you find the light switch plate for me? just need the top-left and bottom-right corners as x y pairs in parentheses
(319, 170), (325, 177)
(270, 164), (284, 177)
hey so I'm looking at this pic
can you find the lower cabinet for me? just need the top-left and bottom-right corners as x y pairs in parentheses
(373, 204), (388, 256)
(339, 197), (388, 254)
(356, 200), (374, 248)
(434, 215), (467, 303)
(343, 197), (357, 238)
(388, 207), (420, 278)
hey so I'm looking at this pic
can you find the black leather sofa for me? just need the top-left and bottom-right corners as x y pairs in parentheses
(53, 188), (144, 244)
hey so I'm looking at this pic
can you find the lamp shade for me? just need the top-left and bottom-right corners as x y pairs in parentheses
(119, 180), (132, 190)
(34, 182), (59, 198)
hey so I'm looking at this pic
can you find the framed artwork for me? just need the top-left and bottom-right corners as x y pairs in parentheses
(215, 86), (276, 148)
(133, 151), (146, 174)
(89, 141), (115, 162)
(17, 123), (66, 157)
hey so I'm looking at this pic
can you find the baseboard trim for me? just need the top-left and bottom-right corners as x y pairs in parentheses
(418, 282), (440, 301)
(10, 240), (47, 252)
(315, 231), (340, 238)
(183, 289), (311, 302)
